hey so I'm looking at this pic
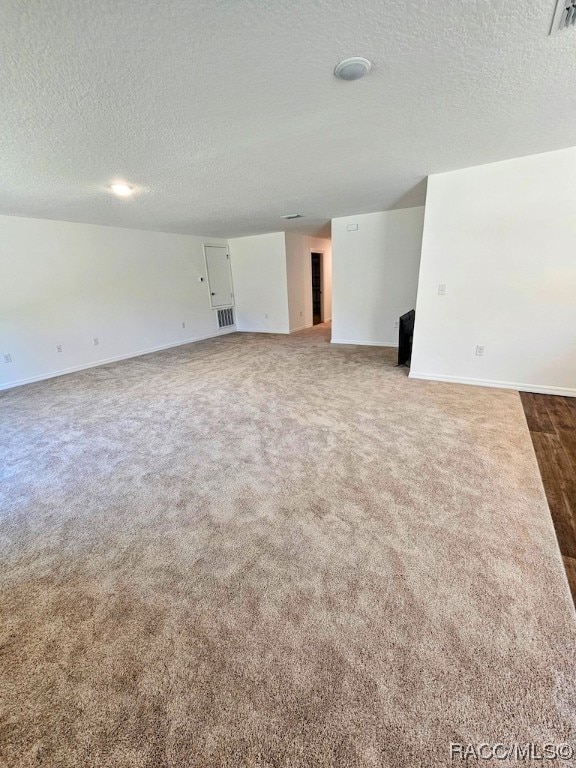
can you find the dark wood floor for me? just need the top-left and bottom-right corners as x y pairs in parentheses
(520, 392), (576, 604)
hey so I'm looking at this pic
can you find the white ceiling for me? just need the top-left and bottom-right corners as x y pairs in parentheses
(2, 0), (575, 237)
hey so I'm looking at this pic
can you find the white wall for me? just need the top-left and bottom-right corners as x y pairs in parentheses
(285, 233), (332, 332)
(322, 243), (333, 324)
(228, 232), (290, 333)
(331, 207), (424, 346)
(410, 147), (576, 397)
(0, 215), (231, 390)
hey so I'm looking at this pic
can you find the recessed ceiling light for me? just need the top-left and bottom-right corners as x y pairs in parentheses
(281, 213), (303, 220)
(334, 57), (372, 81)
(110, 183), (134, 197)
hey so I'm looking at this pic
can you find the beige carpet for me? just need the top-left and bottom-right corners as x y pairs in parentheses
(1, 325), (575, 767)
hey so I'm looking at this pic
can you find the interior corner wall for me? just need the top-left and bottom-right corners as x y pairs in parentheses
(410, 147), (576, 397)
(285, 233), (332, 332)
(0, 215), (231, 390)
(228, 232), (290, 333)
(331, 207), (424, 346)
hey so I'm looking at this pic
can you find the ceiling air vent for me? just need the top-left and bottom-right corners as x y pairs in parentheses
(550, 0), (576, 34)
(281, 213), (302, 220)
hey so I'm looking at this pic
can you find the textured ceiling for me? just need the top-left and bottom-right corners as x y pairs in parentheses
(1, 0), (576, 237)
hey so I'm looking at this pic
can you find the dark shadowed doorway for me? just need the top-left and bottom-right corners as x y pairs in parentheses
(311, 252), (323, 325)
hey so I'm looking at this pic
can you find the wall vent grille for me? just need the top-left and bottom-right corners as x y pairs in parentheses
(217, 308), (234, 328)
(550, 0), (576, 34)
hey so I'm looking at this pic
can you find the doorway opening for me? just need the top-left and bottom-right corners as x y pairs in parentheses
(311, 252), (324, 325)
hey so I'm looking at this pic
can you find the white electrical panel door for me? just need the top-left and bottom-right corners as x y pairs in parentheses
(205, 245), (234, 308)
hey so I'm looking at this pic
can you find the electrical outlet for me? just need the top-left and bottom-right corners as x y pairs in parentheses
(181, 321), (186, 329)
(93, 337), (99, 346)
(265, 313), (268, 319)
(475, 345), (485, 357)
(438, 283), (447, 296)
(394, 321), (399, 329)
(56, 344), (62, 353)
(3, 353), (12, 363)
(299, 311), (303, 317)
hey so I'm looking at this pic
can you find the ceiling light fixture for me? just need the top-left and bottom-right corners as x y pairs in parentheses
(334, 57), (372, 81)
(110, 182), (134, 197)
(281, 213), (303, 220)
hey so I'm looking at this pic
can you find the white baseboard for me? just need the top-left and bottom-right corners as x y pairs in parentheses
(236, 328), (290, 335)
(408, 371), (576, 398)
(290, 324), (313, 333)
(0, 328), (236, 392)
(331, 338), (398, 348)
